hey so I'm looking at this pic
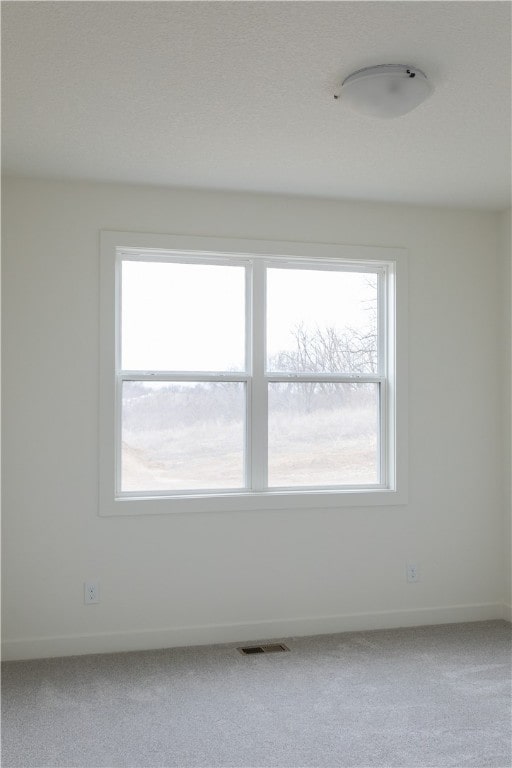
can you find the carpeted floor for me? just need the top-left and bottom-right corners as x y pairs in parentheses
(1, 620), (511, 768)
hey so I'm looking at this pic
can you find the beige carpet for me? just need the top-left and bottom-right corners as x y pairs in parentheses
(2, 620), (511, 767)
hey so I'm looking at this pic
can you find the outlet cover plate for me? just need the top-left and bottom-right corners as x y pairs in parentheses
(84, 581), (100, 604)
(406, 563), (419, 583)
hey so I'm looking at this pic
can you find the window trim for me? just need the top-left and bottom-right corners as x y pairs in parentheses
(99, 231), (408, 515)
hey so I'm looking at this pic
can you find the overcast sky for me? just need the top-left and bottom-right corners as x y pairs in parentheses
(121, 261), (377, 372)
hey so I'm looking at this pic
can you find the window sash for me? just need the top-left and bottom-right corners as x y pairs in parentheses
(117, 372), (384, 497)
(117, 255), (384, 378)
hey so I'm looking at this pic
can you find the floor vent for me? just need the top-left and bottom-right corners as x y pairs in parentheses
(238, 643), (289, 655)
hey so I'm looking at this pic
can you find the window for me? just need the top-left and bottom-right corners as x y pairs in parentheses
(100, 232), (407, 514)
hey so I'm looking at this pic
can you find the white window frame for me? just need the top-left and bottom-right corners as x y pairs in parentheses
(99, 231), (408, 516)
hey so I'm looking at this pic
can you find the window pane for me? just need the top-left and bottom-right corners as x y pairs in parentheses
(268, 382), (379, 487)
(121, 381), (245, 492)
(122, 261), (246, 371)
(267, 268), (377, 374)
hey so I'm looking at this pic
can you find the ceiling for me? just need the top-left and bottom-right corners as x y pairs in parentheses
(2, 1), (511, 210)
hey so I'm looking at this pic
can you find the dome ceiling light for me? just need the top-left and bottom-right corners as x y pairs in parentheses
(334, 64), (433, 118)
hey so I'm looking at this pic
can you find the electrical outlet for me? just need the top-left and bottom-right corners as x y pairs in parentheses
(84, 581), (100, 604)
(406, 563), (419, 583)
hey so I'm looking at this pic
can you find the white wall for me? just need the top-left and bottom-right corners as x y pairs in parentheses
(1, 177), (507, 660)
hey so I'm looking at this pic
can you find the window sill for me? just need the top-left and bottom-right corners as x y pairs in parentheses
(99, 486), (408, 516)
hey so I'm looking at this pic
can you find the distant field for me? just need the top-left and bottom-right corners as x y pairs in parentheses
(122, 397), (378, 492)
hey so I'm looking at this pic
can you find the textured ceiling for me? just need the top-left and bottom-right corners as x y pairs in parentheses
(2, 1), (511, 209)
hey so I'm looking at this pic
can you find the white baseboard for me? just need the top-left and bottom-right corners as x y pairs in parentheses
(502, 603), (512, 622)
(2, 602), (505, 661)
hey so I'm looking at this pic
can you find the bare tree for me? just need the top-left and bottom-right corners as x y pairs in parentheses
(272, 322), (376, 375)
(269, 319), (377, 412)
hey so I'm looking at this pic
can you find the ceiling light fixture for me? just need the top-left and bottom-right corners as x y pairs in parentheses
(334, 64), (432, 118)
